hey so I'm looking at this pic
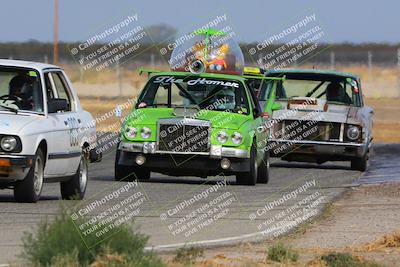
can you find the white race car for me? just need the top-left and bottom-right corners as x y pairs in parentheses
(0, 59), (101, 202)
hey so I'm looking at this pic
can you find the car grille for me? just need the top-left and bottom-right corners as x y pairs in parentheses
(158, 120), (210, 153)
(272, 120), (342, 141)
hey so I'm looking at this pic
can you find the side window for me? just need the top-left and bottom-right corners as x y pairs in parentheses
(51, 73), (73, 111)
(247, 84), (261, 117)
(258, 80), (273, 101)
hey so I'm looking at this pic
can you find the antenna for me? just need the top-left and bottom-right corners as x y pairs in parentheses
(53, 0), (59, 65)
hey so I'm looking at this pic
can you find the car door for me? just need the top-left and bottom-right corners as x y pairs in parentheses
(45, 71), (80, 176)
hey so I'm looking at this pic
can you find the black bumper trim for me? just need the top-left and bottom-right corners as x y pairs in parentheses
(48, 152), (81, 160)
(118, 151), (250, 176)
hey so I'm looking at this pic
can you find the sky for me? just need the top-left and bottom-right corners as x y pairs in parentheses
(0, 0), (398, 43)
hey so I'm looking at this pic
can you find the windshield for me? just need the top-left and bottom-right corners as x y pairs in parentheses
(260, 75), (361, 106)
(137, 75), (250, 114)
(0, 67), (43, 113)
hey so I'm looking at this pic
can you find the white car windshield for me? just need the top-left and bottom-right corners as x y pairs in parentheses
(0, 67), (43, 113)
(260, 73), (362, 107)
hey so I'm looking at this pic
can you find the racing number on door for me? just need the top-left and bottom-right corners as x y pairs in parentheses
(65, 117), (79, 147)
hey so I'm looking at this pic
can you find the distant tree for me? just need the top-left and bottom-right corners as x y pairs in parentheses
(145, 24), (177, 43)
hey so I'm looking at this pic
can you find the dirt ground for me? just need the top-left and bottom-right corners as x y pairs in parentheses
(160, 183), (400, 267)
(80, 97), (400, 143)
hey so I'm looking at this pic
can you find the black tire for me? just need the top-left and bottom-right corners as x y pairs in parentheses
(61, 153), (88, 200)
(236, 144), (257, 186)
(351, 153), (368, 172)
(114, 150), (150, 182)
(257, 150), (270, 184)
(14, 149), (44, 203)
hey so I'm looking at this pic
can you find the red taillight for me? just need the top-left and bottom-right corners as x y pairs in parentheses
(261, 112), (270, 118)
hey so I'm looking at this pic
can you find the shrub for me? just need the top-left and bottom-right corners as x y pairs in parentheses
(321, 252), (383, 267)
(21, 204), (164, 267)
(173, 246), (204, 265)
(267, 242), (299, 263)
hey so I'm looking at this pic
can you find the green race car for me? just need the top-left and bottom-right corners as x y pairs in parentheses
(115, 70), (282, 185)
(115, 27), (282, 185)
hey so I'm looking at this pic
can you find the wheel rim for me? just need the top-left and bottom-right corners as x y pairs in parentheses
(79, 155), (88, 193)
(33, 156), (44, 196)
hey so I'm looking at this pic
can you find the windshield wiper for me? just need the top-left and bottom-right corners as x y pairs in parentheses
(144, 103), (201, 109)
(0, 104), (18, 114)
(171, 104), (200, 109)
(140, 103), (170, 108)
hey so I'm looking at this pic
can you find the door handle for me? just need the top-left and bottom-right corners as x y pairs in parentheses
(64, 121), (68, 126)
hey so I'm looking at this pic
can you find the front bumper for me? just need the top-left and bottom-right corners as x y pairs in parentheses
(117, 141), (250, 176)
(119, 141), (249, 159)
(0, 155), (34, 182)
(268, 139), (368, 159)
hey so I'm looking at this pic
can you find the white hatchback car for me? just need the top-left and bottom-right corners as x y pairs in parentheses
(0, 59), (100, 202)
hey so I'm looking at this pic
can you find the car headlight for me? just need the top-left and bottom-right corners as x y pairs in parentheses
(231, 132), (243, 145)
(346, 125), (360, 141)
(1, 136), (17, 152)
(217, 131), (228, 144)
(141, 127), (152, 139)
(125, 126), (137, 139)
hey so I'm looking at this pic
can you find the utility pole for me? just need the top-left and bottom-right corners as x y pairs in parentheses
(367, 51), (372, 73)
(397, 48), (400, 97)
(53, 0), (59, 64)
(117, 59), (122, 98)
(330, 51), (335, 70)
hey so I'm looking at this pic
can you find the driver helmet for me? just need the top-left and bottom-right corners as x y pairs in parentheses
(326, 82), (344, 100)
(9, 75), (31, 99)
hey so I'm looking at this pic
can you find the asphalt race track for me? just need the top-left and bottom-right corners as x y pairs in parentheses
(0, 144), (397, 263)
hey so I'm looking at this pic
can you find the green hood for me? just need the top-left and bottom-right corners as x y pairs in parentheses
(126, 108), (251, 130)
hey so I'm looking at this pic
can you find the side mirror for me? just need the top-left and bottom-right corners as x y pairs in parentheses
(48, 98), (68, 113)
(271, 102), (282, 111)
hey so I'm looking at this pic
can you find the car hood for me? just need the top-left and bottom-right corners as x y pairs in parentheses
(0, 112), (40, 134)
(127, 108), (251, 130)
(272, 97), (358, 124)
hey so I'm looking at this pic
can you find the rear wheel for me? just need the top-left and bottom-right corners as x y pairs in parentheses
(114, 150), (150, 182)
(351, 153), (368, 172)
(60, 153), (88, 200)
(14, 149), (44, 203)
(236, 145), (257, 186)
(257, 150), (270, 184)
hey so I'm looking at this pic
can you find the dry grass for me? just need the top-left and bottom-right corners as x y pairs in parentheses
(80, 97), (133, 132)
(353, 231), (400, 252)
(364, 98), (400, 142)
